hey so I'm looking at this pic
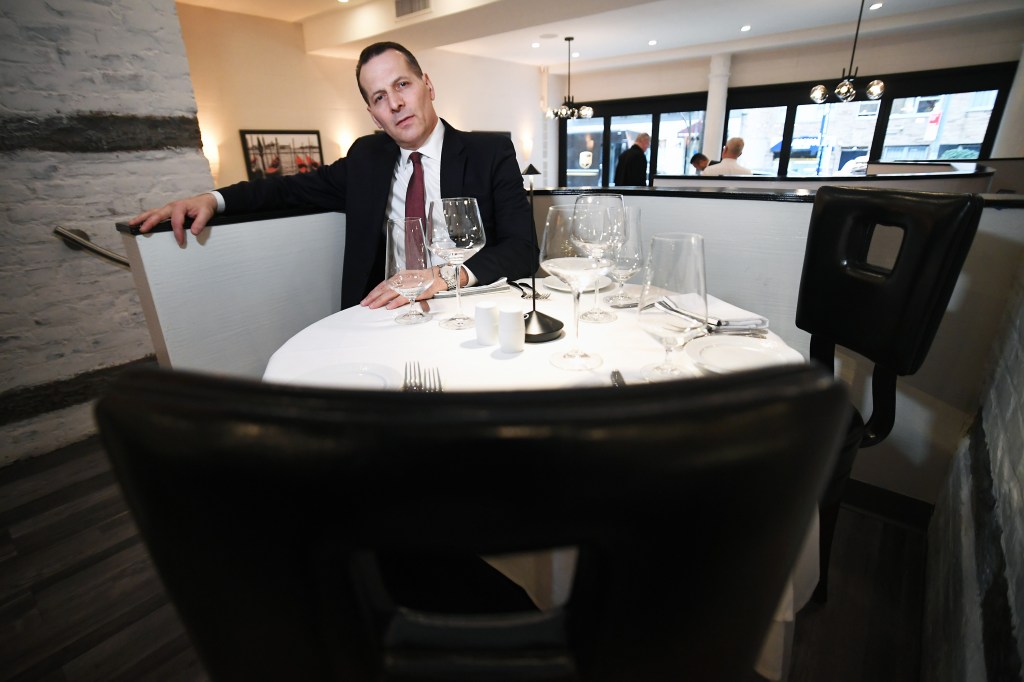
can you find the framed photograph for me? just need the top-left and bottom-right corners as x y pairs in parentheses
(240, 130), (324, 181)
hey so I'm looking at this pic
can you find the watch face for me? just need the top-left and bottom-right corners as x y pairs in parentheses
(441, 265), (454, 278)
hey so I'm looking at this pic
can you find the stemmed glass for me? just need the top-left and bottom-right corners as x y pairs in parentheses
(428, 197), (487, 330)
(637, 232), (708, 381)
(605, 206), (644, 308)
(384, 217), (433, 325)
(575, 194), (624, 324)
(540, 204), (614, 370)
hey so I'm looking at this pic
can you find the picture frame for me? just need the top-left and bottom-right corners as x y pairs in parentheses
(240, 130), (324, 181)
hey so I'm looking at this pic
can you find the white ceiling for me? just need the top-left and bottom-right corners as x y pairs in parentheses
(176, 0), (1023, 73)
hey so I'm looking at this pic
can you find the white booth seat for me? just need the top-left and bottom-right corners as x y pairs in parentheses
(117, 210), (345, 379)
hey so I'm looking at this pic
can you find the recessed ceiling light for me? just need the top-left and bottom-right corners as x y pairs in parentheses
(648, 39), (657, 46)
(531, 42), (540, 48)
(740, 25), (751, 32)
(869, 2), (883, 9)
(571, 51), (580, 59)
(337, 0), (349, 3)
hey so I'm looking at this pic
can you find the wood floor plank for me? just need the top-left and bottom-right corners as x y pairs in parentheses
(61, 603), (192, 682)
(1, 542), (166, 680)
(0, 448), (111, 518)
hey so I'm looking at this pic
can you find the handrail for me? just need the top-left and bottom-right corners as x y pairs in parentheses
(54, 226), (130, 268)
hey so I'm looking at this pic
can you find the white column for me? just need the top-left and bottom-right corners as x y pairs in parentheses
(991, 44), (1024, 158)
(703, 54), (731, 160)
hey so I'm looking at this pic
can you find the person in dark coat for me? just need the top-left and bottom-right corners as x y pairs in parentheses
(613, 132), (650, 186)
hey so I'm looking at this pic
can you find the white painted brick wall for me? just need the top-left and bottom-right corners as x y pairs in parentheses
(1, 0), (214, 462)
(0, 0), (197, 117)
(982, 257), (1024, 671)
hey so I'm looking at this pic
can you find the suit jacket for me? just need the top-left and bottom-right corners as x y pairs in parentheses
(218, 121), (537, 309)
(614, 144), (648, 186)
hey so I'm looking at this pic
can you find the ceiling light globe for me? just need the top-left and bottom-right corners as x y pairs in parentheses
(866, 79), (885, 100)
(558, 105), (571, 118)
(579, 106), (593, 119)
(810, 84), (829, 104)
(834, 79), (856, 102)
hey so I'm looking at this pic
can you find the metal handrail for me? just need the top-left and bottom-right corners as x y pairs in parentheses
(53, 226), (130, 268)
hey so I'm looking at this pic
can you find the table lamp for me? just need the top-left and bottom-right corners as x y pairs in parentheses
(521, 164), (563, 343)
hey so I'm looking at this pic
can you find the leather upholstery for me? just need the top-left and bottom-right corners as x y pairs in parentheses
(96, 365), (848, 681)
(795, 185), (982, 602)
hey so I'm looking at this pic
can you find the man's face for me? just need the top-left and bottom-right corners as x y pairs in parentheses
(693, 158), (708, 171)
(359, 49), (439, 150)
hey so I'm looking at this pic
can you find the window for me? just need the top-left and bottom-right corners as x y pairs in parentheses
(881, 90), (999, 161)
(657, 111), (705, 176)
(726, 106), (787, 175)
(610, 114), (653, 186)
(565, 118), (604, 188)
(557, 63), (1013, 182)
(787, 102), (878, 176)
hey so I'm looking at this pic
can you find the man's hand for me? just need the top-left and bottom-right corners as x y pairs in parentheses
(129, 193), (218, 247)
(361, 267), (447, 310)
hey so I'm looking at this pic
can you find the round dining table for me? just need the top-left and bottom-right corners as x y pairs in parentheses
(263, 280), (816, 681)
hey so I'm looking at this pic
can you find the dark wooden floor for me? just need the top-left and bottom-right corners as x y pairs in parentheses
(1, 436), (926, 681)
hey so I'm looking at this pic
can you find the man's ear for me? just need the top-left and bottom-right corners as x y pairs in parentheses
(423, 73), (435, 101)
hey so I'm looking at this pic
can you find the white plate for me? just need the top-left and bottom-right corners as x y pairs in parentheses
(543, 275), (613, 293)
(685, 335), (804, 374)
(291, 363), (401, 389)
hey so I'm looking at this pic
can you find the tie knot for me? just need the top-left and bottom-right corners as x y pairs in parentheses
(410, 151), (422, 166)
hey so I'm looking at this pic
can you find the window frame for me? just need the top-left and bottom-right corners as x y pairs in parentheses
(558, 62), (1016, 183)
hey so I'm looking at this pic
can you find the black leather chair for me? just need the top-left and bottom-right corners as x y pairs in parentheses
(796, 185), (983, 603)
(95, 364), (848, 681)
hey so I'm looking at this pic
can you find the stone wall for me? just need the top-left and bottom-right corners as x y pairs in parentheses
(925, 258), (1024, 681)
(0, 0), (213, 464)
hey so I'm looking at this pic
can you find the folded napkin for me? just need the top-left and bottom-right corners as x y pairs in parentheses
(706, 294), (769, 328)
(433, 277), (510, 298)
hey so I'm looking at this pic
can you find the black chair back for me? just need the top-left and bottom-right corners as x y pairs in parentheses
(96, 365), (848, 681)
(796, 184), (981, 444)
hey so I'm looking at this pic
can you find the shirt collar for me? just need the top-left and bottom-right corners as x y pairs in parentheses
(400, 120), (445, 166)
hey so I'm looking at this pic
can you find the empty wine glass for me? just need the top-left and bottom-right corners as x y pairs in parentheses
(384, 217), (432, 325)
(605, 206), (643, 308)
(637, 232), (708, 381)
(428, 197), (487, 330)
(575, 194), (624, 323)
(540, 204), (613, 370)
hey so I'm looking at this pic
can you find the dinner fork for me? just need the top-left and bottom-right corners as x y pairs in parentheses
(403, 361), (423, 392)
(403, 362), (443, 392)
(517, 281), (551, 300)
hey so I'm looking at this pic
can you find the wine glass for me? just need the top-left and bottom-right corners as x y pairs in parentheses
(540, 204), (613, 370)
(574, 194), (624, 324)
(384, 217), (433, 325)
(605, 206), (644, 308)
(428, 197), (487, 330)
(637, 232), (708, 381)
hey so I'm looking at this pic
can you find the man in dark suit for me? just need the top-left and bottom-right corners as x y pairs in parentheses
(131, 42), (536, 311)
(613, 132), (650, 186)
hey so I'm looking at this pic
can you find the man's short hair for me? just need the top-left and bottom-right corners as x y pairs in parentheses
(690, 153), (709, 165)
(725, 137), (745, 155)
(636, 132), (651, 144)
(355, 42), (423, 103)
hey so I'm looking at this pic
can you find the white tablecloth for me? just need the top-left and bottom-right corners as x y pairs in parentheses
(262, 282), (816, 680)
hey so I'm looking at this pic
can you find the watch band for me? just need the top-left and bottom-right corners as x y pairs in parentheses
(440, 266), (458, 291)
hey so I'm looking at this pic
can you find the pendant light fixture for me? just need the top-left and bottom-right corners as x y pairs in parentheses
(548, 37), (593, 119)
(810, 0), (884, 103)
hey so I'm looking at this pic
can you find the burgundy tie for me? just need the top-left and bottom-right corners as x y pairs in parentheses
(405, 152), (426, 269)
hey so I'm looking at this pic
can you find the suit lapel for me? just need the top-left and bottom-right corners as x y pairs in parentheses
(439, 120), (466, 198)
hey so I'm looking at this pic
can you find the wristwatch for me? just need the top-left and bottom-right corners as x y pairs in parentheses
(439, 264), (458, 291)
